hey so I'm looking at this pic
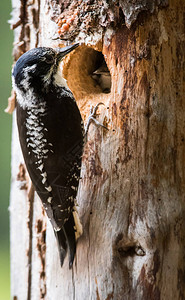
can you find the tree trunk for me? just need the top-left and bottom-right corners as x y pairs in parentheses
(10, 0), (185, 299)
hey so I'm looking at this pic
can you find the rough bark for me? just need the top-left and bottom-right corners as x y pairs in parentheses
(10, 0), (185, 299)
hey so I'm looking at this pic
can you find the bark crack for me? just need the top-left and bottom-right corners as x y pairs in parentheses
(19, 0), (29, 54)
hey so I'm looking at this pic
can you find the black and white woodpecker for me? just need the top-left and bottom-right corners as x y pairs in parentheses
(12, 43), (85, 268)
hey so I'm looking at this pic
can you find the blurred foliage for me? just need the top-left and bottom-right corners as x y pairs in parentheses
(0, 247), (10, 300)
(0, 0), (13, 299)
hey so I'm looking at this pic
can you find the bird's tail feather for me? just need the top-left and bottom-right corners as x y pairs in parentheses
(55, 228), (67, 267)
(55, 213), (76, 268)
(64, 213), (76, 269)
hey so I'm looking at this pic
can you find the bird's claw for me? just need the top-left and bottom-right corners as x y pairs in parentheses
(85, 103), (108, 138)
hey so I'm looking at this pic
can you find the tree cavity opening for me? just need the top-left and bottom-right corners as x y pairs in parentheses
(62, 45), (111, 106)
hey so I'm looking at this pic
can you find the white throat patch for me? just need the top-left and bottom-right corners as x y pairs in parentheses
(53, 63), (68, 89)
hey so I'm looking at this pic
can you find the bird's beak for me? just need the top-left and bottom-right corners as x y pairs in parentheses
(56, 43), (79, 61)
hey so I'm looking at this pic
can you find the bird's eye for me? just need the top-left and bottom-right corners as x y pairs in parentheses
(42, 56), (55, 64)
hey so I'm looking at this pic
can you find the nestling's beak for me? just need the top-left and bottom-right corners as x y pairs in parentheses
(56, 43), (79, 61)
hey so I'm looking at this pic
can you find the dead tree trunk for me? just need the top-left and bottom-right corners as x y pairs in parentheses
(10, 0), (185, 299)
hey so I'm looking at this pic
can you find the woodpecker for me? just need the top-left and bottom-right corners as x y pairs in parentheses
(92, 61), (111, 93)
(12, 44), (84, 268)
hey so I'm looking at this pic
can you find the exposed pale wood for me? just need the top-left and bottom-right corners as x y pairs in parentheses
(10, 0), (185, 299)
(10, 113), (30, 300)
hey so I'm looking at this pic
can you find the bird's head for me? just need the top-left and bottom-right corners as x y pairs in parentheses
(12, 43), (79, 94)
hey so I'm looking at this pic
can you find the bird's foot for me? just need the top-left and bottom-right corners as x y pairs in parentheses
(85, 103), (108, 138)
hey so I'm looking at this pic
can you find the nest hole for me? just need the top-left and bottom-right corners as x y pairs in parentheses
(62, 45), (111, 111)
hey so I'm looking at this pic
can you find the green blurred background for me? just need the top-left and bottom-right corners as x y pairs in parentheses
(0, 0), (13, 299)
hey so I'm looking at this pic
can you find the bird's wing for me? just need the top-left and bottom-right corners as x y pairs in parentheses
(16, 92), (84, 230)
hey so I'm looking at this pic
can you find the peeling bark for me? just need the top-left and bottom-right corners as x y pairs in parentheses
(10, 0), (185, 299)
